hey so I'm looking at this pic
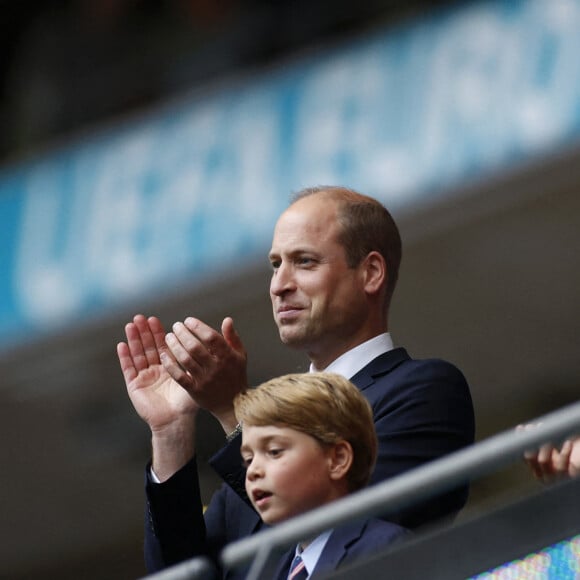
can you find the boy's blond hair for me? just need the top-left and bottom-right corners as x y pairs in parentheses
(234, 372), (377, 493)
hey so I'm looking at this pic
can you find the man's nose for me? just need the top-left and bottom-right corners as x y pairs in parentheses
(270, 262), (294, 296)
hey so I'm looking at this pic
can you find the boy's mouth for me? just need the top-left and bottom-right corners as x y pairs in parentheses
(251, 489), (273, 507)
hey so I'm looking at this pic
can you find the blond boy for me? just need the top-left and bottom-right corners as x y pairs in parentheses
(234, 372), (408, 578)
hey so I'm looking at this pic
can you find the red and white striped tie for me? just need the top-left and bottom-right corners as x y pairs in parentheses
(288, 555), (308, 580)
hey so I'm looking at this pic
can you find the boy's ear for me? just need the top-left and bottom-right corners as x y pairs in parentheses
(328, 440), (353, 481)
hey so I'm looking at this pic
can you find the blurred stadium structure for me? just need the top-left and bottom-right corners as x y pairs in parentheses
(0, 0), (451, 163)
(1, 0), (579, 578)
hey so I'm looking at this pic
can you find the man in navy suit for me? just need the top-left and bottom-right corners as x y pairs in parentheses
(118, 186), (475, 575)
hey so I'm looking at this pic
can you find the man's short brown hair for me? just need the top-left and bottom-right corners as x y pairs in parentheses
(292, 186), (402, 308)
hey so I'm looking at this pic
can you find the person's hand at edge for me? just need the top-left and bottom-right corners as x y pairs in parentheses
(519, 423), (580, 482)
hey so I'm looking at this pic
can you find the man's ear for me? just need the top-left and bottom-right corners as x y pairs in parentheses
(361, 251), (386, 296)
(328, 440), (353, 481)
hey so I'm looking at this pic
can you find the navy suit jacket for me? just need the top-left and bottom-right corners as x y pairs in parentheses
(272, 518), (409, 579)
(144, 348), (475, 575)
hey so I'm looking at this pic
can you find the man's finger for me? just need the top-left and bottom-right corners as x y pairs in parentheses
(117, 341), (137, 384)
(148, 316), (168, 354)
(133, 314), (161, 366)
(124, 321), (149, 371)
(222, 317), (246, 355)
(160, 350), (193, 390)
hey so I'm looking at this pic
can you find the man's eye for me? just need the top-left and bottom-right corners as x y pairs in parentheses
(270, 260), (280, 270)
(297, 257), (314, 266)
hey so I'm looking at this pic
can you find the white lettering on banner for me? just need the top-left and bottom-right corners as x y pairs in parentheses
(420, 5), (516, 182)
(9, 0), (580, 332)
(353, 34), (437, 198)
(14, 93), (281, 325)
(514, 0), (580, 147)
(15, 160), (91, 323)
(420, 0), (580, 182)
(85, 127), (173, 296)
(226, 90), (280, 228)
(292, 51), (385, 190)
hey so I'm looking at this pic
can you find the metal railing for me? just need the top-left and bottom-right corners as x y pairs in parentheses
(145, 399), (580, 580)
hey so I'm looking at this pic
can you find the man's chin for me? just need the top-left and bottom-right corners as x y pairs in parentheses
(278, 330), (306, 348)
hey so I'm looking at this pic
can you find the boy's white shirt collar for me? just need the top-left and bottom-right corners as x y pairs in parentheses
(309, 333), (394, 378)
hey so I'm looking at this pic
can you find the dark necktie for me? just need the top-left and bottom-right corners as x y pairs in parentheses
(288, 554), (308, 580)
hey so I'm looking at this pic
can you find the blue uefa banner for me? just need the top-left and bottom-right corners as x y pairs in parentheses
(1, 0), (580, 347)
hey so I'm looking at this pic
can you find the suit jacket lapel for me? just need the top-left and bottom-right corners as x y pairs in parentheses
(350, 347), (410, 391)
(310, 522), (367, 578)
(242, 509), (265, 537)
(272, 548), (295, 580)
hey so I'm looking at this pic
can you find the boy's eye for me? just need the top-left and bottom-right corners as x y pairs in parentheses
(242, 456), (253, 468)
(268, 448), (283, 458)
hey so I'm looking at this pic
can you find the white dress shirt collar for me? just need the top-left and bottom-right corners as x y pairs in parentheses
(309, 333), (394, 379)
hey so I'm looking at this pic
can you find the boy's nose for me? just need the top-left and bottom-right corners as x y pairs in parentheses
(246, 460), (263, 481)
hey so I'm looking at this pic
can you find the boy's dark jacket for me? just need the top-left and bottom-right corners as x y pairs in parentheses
(145, 347), (475, 577)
